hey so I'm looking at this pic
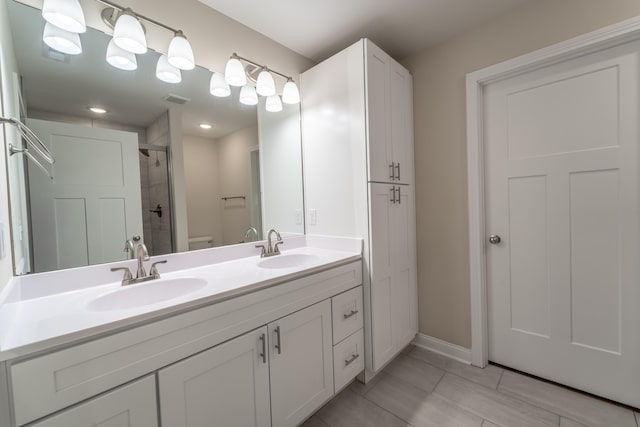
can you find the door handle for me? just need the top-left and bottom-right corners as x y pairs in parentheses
(489, 235), (502, 244)
(274, 326), (282, 354)
(390, 186), (396, 204)
(395, 163), (400, 181)
(389, 162), (395, 180)
(259, 333), (267, 364)
(396, 187), (401, 204)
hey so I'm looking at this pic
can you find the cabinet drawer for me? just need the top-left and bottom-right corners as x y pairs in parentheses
(333, 329), (365, 392)
(331, 286), (363, 344)
(31, 376), (157, 427)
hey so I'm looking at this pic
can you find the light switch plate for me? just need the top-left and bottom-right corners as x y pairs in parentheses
(309, 209), (317, 226)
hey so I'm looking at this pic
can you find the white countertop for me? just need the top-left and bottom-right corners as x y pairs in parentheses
(0, 235), (362, 360)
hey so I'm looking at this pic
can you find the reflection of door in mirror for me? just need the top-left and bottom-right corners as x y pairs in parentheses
(26, 119), (144, 272)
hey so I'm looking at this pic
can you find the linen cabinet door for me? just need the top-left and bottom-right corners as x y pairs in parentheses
(368, 183), (395, 371)
(158, 327), (270, 427)
(31, 376), (157, 427)
(269, 300), (334, 427)
(390, 184), (418, 348)
(389, 61), (414, 185)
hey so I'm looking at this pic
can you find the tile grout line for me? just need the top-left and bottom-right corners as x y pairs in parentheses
(496, 369), (504, 390)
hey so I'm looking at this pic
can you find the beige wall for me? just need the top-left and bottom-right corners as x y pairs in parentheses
(183, 134), (223, 246)
(401, 0), (640, 348)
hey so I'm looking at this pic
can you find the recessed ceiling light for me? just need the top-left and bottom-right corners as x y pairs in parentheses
(199, 123), (212, 129)
(88, 106), (107, 114)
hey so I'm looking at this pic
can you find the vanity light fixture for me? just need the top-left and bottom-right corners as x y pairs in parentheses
(88, 106), (108, 114)
(225, 54), (247, 87)
(265, 94), (283, 112)
(224, 53), (301, 106)
(282, 78), (300, 104)
(167, 31), (195, 70)
(156, 54), (181, 83)
(106, 39), (137, 70)
(256, 67), (276, 96)
(239, 85), (258, 106)
(112, 8), (147, 54)
(42, 0), (86, 33)
(199, 123), (212, 129)
(42, 22), (82, 55)
(209, 72), (231, 97)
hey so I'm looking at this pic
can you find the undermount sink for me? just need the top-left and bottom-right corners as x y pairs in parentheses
(87, 277), (207, 311)
(257, 253), (320, 269)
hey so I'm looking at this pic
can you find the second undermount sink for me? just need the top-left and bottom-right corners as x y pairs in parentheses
(257, 253), (320, 269)
(87, 277), (207, 312)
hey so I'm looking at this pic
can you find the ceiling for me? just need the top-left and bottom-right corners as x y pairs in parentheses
(197, 0), (533, 62)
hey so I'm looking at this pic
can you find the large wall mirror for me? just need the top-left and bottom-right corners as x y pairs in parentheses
(3, 0), (305, 275)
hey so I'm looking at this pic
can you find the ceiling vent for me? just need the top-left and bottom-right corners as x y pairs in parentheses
(163, 94), (190, 104)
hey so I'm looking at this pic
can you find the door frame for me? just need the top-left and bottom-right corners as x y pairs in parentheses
(466, 15), (640, 368)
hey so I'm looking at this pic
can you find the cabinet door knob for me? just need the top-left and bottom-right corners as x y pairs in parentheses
(489, 235), (502, 244)
(274, 326), (282, 354)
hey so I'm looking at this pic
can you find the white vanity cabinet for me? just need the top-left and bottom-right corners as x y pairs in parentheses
(159, 300), (334, 427)
(302, 38), (418, 376)
(158, 327), (271, 427)
(30, 376), (158, 427)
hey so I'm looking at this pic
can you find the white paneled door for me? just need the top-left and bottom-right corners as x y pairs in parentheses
(485, 41), (640, 407)
(26, 119), (143, 272)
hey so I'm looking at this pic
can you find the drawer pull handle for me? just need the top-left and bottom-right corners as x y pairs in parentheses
(274, 326), (282, 354)
(259, 333), (267, 364)
(343, 309), (359, 319)
(345, 353), (360, 366)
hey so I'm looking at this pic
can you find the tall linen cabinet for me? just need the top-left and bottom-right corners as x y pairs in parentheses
(301, 39), (417, 377)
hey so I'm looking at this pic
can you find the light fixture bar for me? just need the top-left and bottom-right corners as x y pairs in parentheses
(232, 53), (292, 81)
(95, 0), (179, 33)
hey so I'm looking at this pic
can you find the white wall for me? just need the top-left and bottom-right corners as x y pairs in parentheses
(217, 126), (258, 245)
(183, 134), (223, 246)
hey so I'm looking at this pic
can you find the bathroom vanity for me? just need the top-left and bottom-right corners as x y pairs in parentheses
(0, 236), (364, 427)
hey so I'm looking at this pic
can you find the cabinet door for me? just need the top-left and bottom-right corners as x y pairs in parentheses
(368, 183), (396, 370)
(158, 327), (270, 427)
(366, 40), (394, 183)
(31, 376), (157, 427)
(390, 184), (418, 347)
(389, 62), (414, 185)
(269, 300), (334, 427)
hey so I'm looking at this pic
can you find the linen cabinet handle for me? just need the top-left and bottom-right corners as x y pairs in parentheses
(274, 326), (282, 354)
(389, 162), (395, 180)
(390, 186), (396, 204)
(343, 309), (359, 319)
(395, 163), (400, 181)
(259, 333), (267, 364)
(345, 353), (360, 366)
(396, 187), (401, 204)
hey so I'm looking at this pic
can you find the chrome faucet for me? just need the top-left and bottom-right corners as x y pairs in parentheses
(243, 227), (258, 242)
(256, 229), (283, 258)
(123, 239), (135, 259)
(111, 243), (167, 286)
(136, 243), (150, 278)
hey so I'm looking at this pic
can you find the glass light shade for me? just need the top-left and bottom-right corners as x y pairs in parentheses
(282, 79), (300, 104)
(224, 57), (247, 86)
(113, 11), (147, 54)
(265, 94), (283, 112)
(42, 0), (86, 33)
(106, 39), (137, 71)
(156, 55), (181, 83)
(167, 32), (194, 70)
(256, 69), (276, 96)
(239, 85), (258, 106)
(209, 72), (231, 97)
(43, 22), (82, 55)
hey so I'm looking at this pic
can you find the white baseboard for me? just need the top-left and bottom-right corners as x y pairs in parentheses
(412, 333), (472, 365)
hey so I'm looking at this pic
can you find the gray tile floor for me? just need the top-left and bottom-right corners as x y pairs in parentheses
(302, 346), (639, 427)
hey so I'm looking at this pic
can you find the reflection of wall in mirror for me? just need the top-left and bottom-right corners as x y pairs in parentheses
(184, 126), (259, 246)
(0, 0), (22, 284)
